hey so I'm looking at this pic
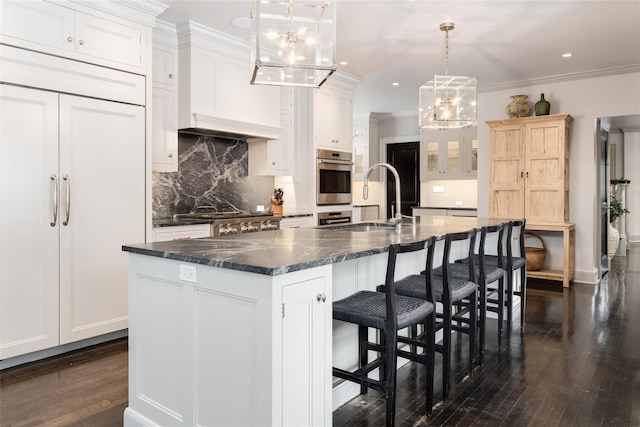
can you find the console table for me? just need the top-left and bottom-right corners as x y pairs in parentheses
(525, 222), (575, 288)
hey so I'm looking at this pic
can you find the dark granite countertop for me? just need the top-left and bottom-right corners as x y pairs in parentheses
(153, 213), (313, 228)
(125, 216), (507, 276)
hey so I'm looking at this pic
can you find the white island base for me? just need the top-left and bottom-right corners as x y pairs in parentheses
(124, 254), (333, 427)
(124, 231), (523, 426)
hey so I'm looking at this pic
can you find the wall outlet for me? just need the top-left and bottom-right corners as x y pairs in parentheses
(433, 186), (445, 193)
(179, 264), (197, 283)
(455, 201), (463, 206)
(256, 205), (264, 212)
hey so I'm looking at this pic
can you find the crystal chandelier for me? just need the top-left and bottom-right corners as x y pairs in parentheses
(419, 22), (477, 129)
(250, 0), (337, 88)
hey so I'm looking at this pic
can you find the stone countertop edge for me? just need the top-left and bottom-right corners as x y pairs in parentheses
(124, 216), (486, 276)
(413, 206), (477, 211)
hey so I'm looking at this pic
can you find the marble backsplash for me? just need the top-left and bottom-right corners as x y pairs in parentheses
(152, 133), (275, 219)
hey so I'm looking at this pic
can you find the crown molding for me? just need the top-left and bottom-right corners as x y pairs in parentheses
(479, 64), (640, 92)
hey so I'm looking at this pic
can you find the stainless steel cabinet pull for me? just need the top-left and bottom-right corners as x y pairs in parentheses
(78, 39), (85, 46)
(63, 174), (70, 226)
(168, 73), (173, 79)
(50, 174), (58, 227)
(316, 293), (326, 302)
(67, 36), (73, 43)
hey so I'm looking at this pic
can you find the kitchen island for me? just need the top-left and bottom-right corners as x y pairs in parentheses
(122, 216), (503, 427)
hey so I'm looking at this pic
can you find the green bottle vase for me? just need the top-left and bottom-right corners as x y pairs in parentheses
(535, 93), (551, 116)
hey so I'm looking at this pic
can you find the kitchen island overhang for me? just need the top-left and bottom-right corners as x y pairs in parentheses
(121, 216), (500, 427)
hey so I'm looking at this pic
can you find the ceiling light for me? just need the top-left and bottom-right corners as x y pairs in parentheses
(250, 0), (337, 88)
(392, 82), (399, 86)
(562, 53), (573, 58)
(419, 22), (477, 129)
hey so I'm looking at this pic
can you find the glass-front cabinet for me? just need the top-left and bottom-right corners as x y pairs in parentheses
(420, 126), (477, 180)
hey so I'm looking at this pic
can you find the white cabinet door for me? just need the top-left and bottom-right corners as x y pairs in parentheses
(314, 86), (353, 152)
(0, 85), (60, 359)
(58, 94), (145, 344)
(282, 277), (330, 426)
(0, 0), (74, 54)
(463, 127), (478, 177)
(0, 0), (146, 73)
(74, 12), (144, 72)
(152, 35), (178, 172)
(152, 85), (178, 171)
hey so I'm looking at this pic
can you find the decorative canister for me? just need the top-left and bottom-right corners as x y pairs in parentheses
(534, 93), (551, 116)
(506, 95), (531, 118)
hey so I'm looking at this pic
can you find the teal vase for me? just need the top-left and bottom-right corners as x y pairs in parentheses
(535, 93), (551, 116)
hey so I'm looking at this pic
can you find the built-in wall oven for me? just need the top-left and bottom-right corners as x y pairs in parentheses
(317, 149), (353, 205)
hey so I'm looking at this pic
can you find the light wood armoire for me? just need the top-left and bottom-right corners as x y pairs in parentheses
(487, 113), (573, 224)
(487, 113), (575, 287)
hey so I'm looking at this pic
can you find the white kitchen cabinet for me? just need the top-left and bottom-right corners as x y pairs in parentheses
(314, 85), (353, 152)
(352, 113), (381, 181)
(282, 277), (330, 426)
(279, 216), (314, 229)
(124, 256), (332, 426)
(420, 126), (477, 180)
(0, 0), (147, 74)
(152, 224), (211, 242)
(249, 88), (294, 176)
(152, 23), (178, 172)
(0, 85), (145, 357)
(0, 86), (60, 359)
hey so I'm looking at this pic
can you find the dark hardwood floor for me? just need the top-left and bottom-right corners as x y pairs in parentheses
(1, 245), (638, 426)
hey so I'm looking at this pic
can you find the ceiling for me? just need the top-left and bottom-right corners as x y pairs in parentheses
(157, 0), (640, 123)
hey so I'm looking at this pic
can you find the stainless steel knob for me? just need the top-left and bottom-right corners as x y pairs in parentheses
(316, 293), (326, 302)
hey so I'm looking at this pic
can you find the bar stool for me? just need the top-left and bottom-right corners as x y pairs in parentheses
(332, 239), (436, 426)
(449, 225), (506, 363)
(483, 220), (527, 329)
(394, 230), (478, 401)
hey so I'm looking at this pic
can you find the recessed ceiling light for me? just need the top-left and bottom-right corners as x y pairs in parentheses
(230, 16), (251, 29)
(562, 53), (573, 58)
(339, 61), (348, 66)
(392, 82), (399, 86)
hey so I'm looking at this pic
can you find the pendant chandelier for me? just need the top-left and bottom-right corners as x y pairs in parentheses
(419, 22), (477, 129)
(250, 0), (337, 88)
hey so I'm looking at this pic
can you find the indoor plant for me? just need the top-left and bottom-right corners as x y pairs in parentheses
(608, 191), (630, 257)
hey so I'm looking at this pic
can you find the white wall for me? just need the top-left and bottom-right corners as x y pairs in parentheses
(476, 71), (640, 283)
(623, 130), (640, 242)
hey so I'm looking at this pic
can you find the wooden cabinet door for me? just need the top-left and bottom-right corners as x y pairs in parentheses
(524, 120), (568, 223)
(58, 94), (145, 344)
(0, 85), (60, 359)
(489, 123), (525, 219)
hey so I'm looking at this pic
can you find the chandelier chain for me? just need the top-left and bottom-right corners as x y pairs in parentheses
(444, 28), (449, 76)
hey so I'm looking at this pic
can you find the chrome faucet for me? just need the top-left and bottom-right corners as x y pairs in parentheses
(363, 163), (403, 226)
